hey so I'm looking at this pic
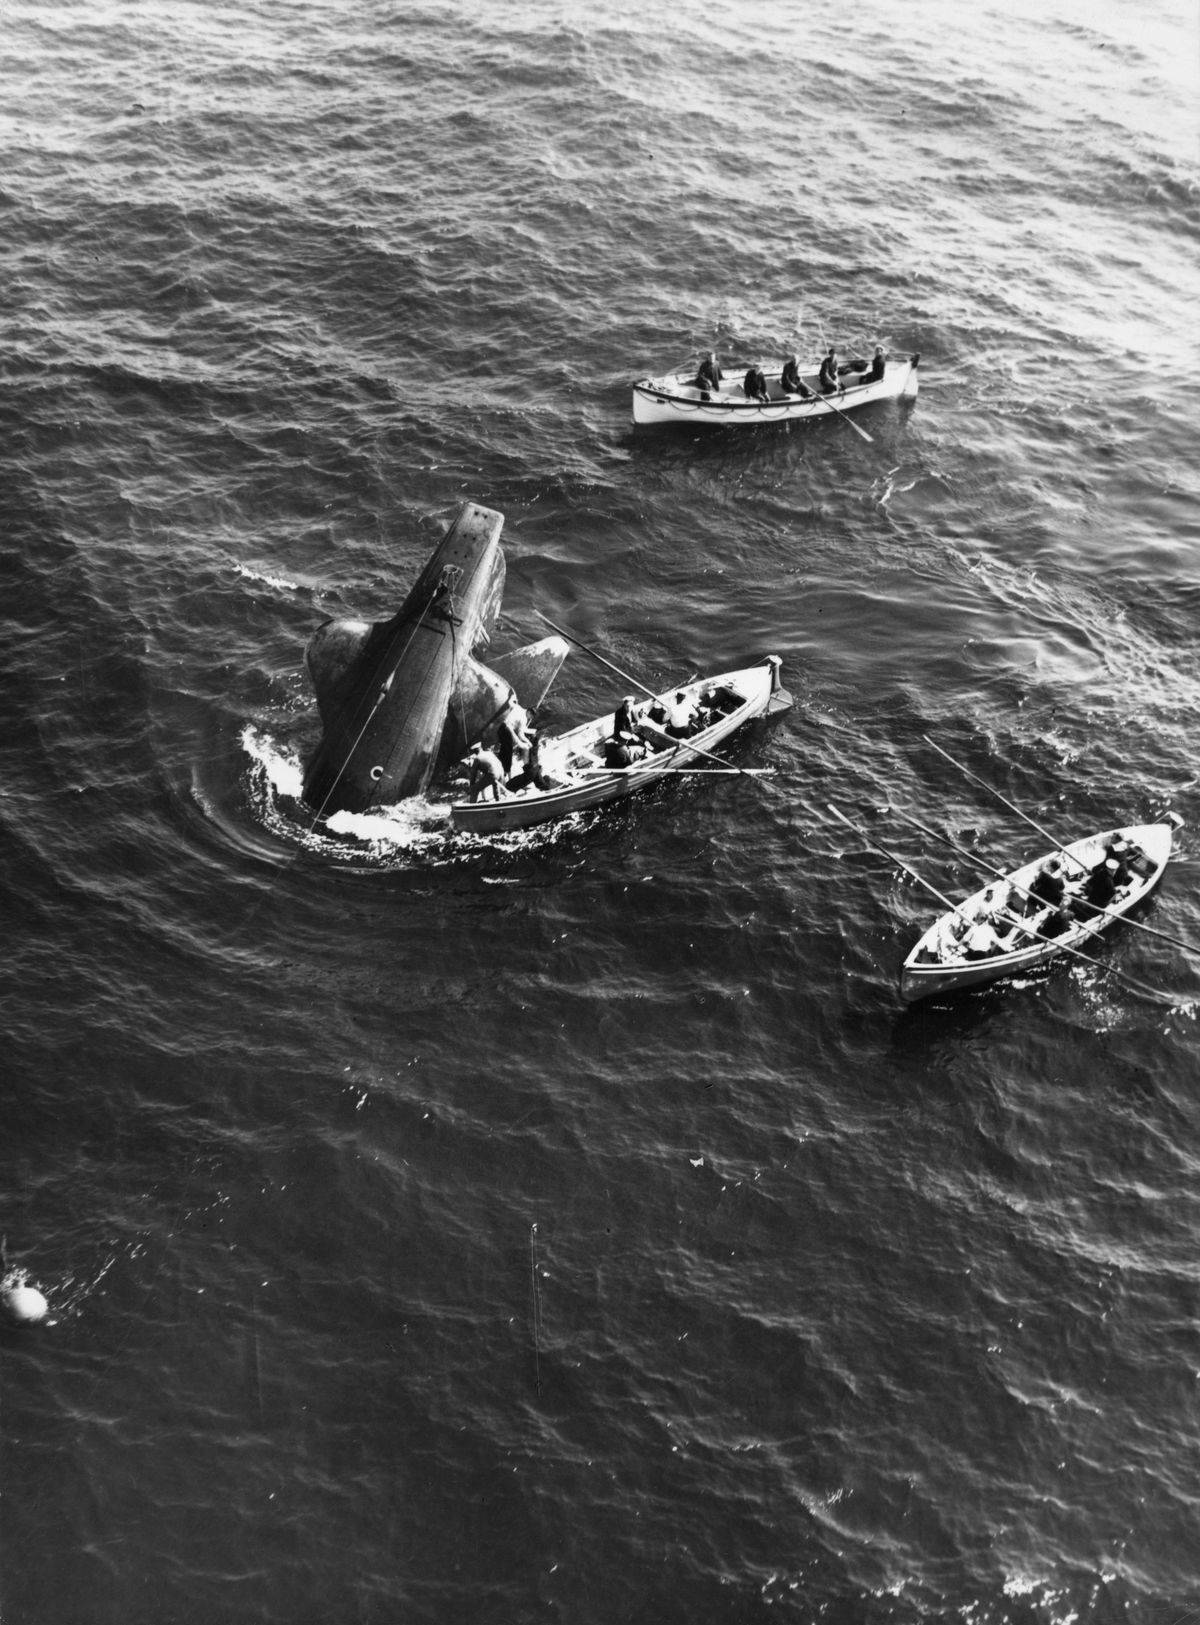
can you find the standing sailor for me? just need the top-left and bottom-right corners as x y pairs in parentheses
(468, 744), (508, 802)
(496, 698), (532, 780)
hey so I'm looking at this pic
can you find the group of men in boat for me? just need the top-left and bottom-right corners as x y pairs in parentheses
(464, 684), (744, 801)
(601, 684), (742, 769)
(922, 834), (1154, 964)
(691, 346), (886, 402)
(465, 698), (553, 803)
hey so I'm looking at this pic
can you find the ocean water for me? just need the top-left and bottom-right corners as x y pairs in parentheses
(2, 1), (1199, 1621)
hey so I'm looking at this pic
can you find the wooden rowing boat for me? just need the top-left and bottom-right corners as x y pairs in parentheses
(631, 354), (919, 427)
(899, 822), (1177, 1002)
(449, 658), (790, 834)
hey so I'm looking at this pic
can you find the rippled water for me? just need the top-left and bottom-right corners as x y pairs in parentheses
(2, 1), (1199, 1621)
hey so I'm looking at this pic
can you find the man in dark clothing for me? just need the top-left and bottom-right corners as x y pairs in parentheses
(780, 355), (812, 397)
(604, 736), (646, 769)
(1109, 835), (1152, 880)
(1025, 856), (1066, 913)
(863, 346), (886, 384)
(1100, 840), (1134, 887)
(613, 697), (639, 741)
(743, 364), (770, 404)
(496, 716), (518, 779)
(1038, 906), (1074, 940)
(694, 351), (722, 394)
(818, 348), (839, 394)
(1075, 858), (1119, 919)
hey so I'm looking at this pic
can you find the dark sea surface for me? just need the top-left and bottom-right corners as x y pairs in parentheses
(2, 2), (1199, 1621)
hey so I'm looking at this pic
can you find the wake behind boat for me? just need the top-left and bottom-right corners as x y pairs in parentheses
(450, 658), (790, 834)
(632, 352), (919, 427)
(900, 821), (1177, 1002)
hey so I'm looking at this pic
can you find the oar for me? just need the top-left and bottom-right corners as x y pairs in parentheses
(802, 379), (873, 443)
(922, 735), (1087, 873)
(828, 803), (1178, 1006)
(532, 610), (661, 703)
(922, 735), (1197, 958)
(827, 801), (957, 909)
(636, 716), (770, 780)
(579, 766), (777, 777)
(532, 611), (767, 783)
(891, 804), (1039, 904)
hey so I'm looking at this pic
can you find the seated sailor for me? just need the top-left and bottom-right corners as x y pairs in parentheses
(613, 696), (640, 741)
(962, 884), (1016, 958)
(963, 914), (1007, 960)
(779, 354), (813, 398)
(1100, 837), (1136, 886)
(1108, 852), (1132, 890)
(1023, 855), (1066, 913)
(692, 687), (718, 730)
(818, 348), (840, 394)
(665, 690), (696, 738)
(1074, 855), (1120, 918)
(925, 910), (970, 962)
(1037, 905), (1074, 940)
(709, 681), (744, 712)
(693, 351), (723, 395)
(861, 346), (886, 384)
(743, 363), (770, 404)
(604, 734), (648, 769)
(1108, 833), (1152, 880)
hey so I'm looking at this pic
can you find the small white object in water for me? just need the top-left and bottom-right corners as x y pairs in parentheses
(1, 1273), (49, 1325)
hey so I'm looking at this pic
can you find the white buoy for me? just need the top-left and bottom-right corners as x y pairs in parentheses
(1, 1274), (49, 1325)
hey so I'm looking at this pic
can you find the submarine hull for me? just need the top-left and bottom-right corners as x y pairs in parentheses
(302, 502), (506, 816)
